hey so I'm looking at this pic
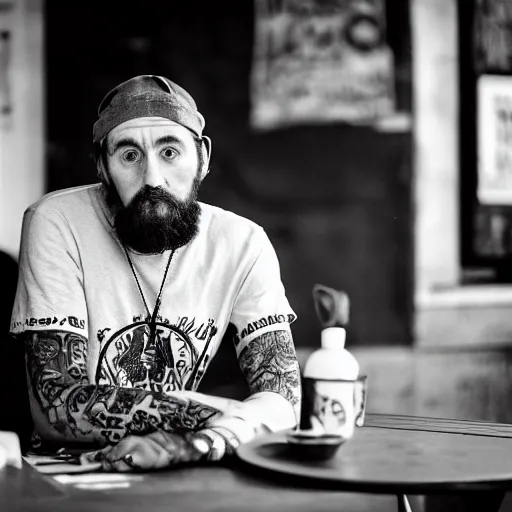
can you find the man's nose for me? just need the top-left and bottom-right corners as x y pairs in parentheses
(143, 156), (166, 188)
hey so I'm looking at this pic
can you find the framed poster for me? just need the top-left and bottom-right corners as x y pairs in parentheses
(250, 0), (396, 130)
(477, 74), (512, 205)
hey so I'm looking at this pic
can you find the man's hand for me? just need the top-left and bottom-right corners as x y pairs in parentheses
(81, 431), (207, 472)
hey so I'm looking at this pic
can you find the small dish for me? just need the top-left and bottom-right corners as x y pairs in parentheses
(285, 430), (345, 461)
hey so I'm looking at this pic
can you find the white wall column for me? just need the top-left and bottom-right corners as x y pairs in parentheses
(0, 0), (45, 259)
(412, 0), (460, 296)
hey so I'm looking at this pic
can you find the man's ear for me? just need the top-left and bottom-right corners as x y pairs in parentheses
(95, 141), (111, 186)
(200, 136), (212, 178)
(96, 155), (112, 186)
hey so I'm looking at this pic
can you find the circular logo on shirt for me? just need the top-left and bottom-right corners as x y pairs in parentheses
(96, 321), (200, 393)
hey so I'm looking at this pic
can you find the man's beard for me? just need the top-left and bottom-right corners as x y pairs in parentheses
(108, 179), (201, 254)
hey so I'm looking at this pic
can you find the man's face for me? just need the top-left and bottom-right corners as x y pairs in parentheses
(103, 117), (208, 254)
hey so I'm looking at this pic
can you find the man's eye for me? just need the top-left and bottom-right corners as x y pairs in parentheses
(122, 150), (140, 163)
(161, 147), (177, 160)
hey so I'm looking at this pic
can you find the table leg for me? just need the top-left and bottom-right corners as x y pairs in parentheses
(424, 491), (505, 512)
(397, 494), (413, 512)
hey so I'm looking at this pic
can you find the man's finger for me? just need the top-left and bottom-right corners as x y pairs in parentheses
(104, 436), (161, 470)
(80, 446), (112, 464)
(101, 455), (135, 473)
(103, 438), (138, 463)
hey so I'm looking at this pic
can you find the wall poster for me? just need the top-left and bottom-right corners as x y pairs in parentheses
(250, 0), (396, 130)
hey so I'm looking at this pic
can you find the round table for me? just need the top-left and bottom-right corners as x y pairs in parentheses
(237, 415), (512, 512)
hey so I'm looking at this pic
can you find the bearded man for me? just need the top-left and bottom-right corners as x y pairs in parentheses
(10, 75), (301, 471)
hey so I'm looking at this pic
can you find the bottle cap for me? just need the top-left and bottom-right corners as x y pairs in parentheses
(321, 327), (346, 349)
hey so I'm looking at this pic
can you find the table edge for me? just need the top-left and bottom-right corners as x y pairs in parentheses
(365, 413), (512, 438)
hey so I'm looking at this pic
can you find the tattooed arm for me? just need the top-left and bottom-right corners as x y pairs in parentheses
(23, 329), (227, 447)
(238, 329), (301, 424)
(190, 329), (300, 462)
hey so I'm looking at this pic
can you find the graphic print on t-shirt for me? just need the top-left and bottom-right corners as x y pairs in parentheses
(95, 315), (218, 393)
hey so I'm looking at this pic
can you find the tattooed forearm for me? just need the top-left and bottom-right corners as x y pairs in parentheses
(65, 384), (220, 444)
(238, 330), (301, 408)
(24, 330), (221, 445)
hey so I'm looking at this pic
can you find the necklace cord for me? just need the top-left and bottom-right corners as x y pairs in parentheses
(123, 246), (175, 332)
(122, 246), (177, 393)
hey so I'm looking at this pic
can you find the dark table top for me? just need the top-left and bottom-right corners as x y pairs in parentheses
(4, 413), (512, 512)
(238, 420), (512, 494)
(1, 459), (402, 512)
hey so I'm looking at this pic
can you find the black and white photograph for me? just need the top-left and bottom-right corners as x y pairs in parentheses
(2, 1), (512, 511)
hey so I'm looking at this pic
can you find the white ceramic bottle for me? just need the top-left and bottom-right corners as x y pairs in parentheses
(301, 326), (360, 439)
(303, 326), (359, 379)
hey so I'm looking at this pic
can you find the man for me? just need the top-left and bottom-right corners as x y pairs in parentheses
(10, 75), (301, 471)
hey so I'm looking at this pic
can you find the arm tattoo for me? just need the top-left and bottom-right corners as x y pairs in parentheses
(238, 330), (301, 408)
(24, 330), (221, 445)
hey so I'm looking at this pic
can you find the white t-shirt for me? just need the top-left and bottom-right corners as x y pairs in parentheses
(10, 184), (296, 393)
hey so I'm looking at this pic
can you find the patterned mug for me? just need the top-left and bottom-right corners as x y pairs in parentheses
(299, 375), (368, 440)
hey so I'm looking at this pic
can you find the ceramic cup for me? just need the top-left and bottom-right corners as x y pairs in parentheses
(299, 375), (368, 440)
